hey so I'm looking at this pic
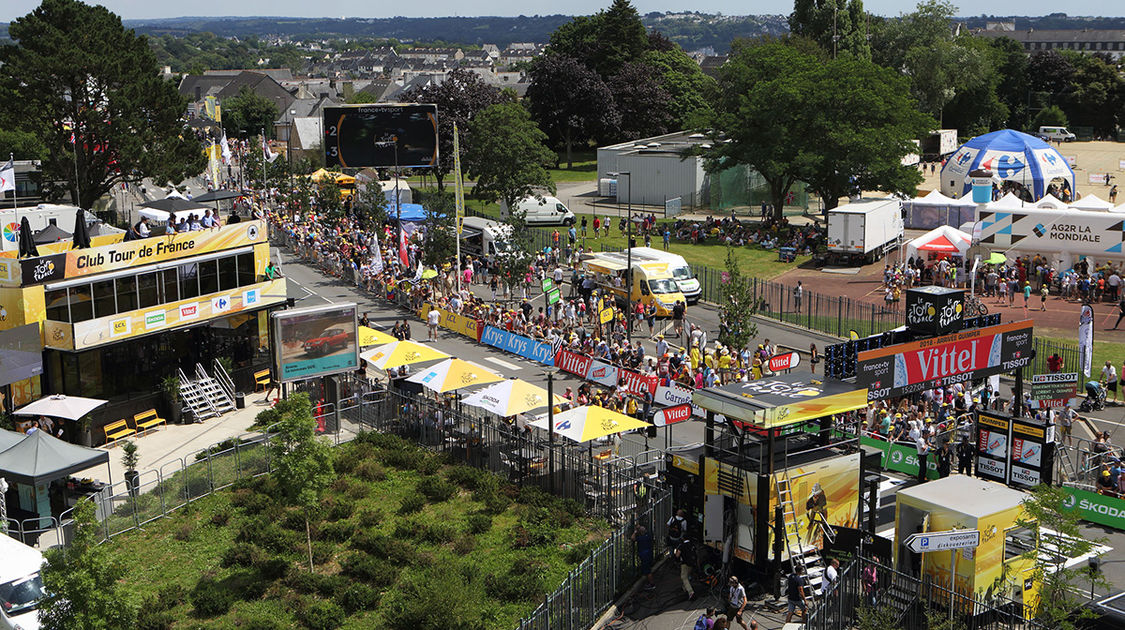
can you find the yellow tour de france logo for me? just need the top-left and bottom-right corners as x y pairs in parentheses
(524, 394), (542, 407)
(403, 351), (420, 361)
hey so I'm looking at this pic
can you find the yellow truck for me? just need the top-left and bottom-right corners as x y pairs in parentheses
(580, 252), (685, 316)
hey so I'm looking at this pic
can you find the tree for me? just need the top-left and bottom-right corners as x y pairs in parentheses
(269, 392), (335, 571)
(1016, 485), (1105, 629)
(402, 68), (510, 190)
(710, 39), (817, 222)
(641, 48), (717, 130)
(355, 180), (388, 230)
(0, 0), (206, 209)
(221, 85), (280, 139)
(942, 35), (1009, 136)
(610, 61), (674, 140)
(0, 129), (47, 162)
(988, 36), (1031, 130)
(1058, 51), (1124, 137)
(526, 54), (619, 167)
(799, 55), (935, 209)
(718, 247), (759, 350)
(39, 500), (138, 629)
(1031, 105), (1069, 130)
(466, 102), (556, 213)
(789, 0), (872, 59)
(595, 0), (650, 78)
(419, 190), (457, 268)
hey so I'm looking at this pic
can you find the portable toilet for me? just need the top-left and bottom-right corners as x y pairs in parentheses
(893, 476), (1039, 612)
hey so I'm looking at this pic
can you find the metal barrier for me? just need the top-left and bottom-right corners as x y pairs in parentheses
(807, 556), (1048, 630)
(517, 488), (672, 630)
(1032, 338), (1085, 388)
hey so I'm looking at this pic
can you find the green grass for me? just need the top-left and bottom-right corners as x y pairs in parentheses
(548, 150), (598, 183)
(1041, 337), (1125, 380)
(105, 433), (608, 629)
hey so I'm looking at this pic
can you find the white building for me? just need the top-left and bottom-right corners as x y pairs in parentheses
(596, 131), (712, 208)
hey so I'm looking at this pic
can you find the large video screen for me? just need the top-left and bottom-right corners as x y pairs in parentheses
(322, 104), (439, 168)
(273, 304), (359, 382)
(0, 323), (43, 387)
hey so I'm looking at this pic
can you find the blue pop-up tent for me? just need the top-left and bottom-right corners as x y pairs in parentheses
(390, 203), (426, 222)
(939, 129), (1075, 201)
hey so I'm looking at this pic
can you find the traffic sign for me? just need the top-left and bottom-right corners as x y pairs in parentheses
(904, 529), (980, 553)
(547, 288), (561, 305)
(542, 277), (554, 292)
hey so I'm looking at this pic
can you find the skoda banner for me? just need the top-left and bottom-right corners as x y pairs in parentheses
(857, 320), (1033, 401)
(1061, 486), (1125, 531)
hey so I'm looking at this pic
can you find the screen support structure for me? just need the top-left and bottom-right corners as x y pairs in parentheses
(375, 137), (401, 269)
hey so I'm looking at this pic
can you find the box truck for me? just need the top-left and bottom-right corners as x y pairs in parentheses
(921, 129), (958, 160)
(459, 216), (515, 260)
(826, 199), (904, 265)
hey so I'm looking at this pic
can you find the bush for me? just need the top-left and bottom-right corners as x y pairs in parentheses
(418, 521), (458, 545)
(229, 610), (285, 630)
(355, 508), (383, 528)
(173, 522), (195, 541)
(301, 599), (345, 630)
(354, 460), (387, 482)
(255, 556), (291, 581)
(237, 517), (299, 554)
(417, 454), (443, 475)
(209, 510), (230, 527)
(514, 507), (558, 547)
(322, 494), (357, 521)
(335, 582), (380, 614)
(483, 492), (511, 515)
(382, 559), (486, 630)
(351, 531), (417, 564)
(382, 448), (417, 470)
(319, 519), (355, 543)
(565, 539), (600, 564)
(446, 465), (484, 489)
(417, 476), (456, 503)
(136, 584), (183, 630)
(355, 431), (413, 450)
(222, 542), (266, 568)
(334, 442), (376, 474)
(466, 513), (492, 535)
(471, 471), (500, 501)
(398, 492), (425, 515)
(340, 552), (399, 586)
(190, 576), (235, 617)
(286, 571), (346, 597)
(452, 535), (476, 555)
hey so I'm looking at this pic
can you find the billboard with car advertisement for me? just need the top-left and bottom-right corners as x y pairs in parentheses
(273, 303), (359, 382)
(857, 320), (1033, 401)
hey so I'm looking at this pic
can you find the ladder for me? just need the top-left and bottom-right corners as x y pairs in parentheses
(776, 469), (826, 602)
(178, 368), (219, 421)
(195, 363), (236, 415)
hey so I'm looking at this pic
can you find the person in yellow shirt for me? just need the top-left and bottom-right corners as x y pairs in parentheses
(704, 350), (716, 371)
(626, 396), (639, 418)
(718, 350), (732, 384)
(752, 355), (763, 380)
(690, 345), (701, 370)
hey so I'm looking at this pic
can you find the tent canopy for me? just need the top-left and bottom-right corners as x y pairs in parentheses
(692, 374), (870, 429)
(0, 429), (109, 486)
(394, 203), (427, 222)
(1068, 194), (1113, 211)
(192, 190), (245, 203)
(358, 326), (396, 347)
(405, 358), (503, 393)
(939, 129), (1075, 201)
(905, 225), (972, 261)
(361, 340), (449, 370)
(460, 379), (565, 417)
(912, 190), (956, 206)
(1033, 193), (1067, 209)
(33, 224), (72, 244)
(14, 394), (107, 420)
(139, 197), (209, 213)
(530, 405), (650, 443)
(984, 192), (1029, 211)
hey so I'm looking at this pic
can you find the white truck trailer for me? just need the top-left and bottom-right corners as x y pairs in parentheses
(826, 198), (904, 265)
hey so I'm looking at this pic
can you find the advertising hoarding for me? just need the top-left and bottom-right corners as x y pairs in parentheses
(1030, 372), (1079, 409)
(480, 326), (554, 366)
(273, 303), (360, 382)
(905, 286), (965, 337)
(976, 412), (1011, 483)
(857, 320), (1033, 401)
(974, 411), (1054, 487)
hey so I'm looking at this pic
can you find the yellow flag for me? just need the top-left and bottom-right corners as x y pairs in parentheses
(453, 123), (465, 234)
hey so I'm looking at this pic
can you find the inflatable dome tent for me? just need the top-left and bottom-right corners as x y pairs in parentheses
(939, 129), (1075, 202)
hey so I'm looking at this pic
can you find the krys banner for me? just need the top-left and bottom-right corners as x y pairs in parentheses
(20, 221), (264, 285)
(856, 320), (1033, 400)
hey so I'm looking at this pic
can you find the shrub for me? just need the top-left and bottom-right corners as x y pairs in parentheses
(382, 448), (417, 470)
(335, 582), (380, 614)
(382, 559), (486, 630)
(355, 431), (412, 450)
(229, 610), (285, 630)
(190, 576), (235, 617)
(237, 517), (299, 554)
(318, 519), (355, 543)
(300, 599), (345, 630)
(255, 556), (292, 581)
(334, 442), (376, 474)
(471, 471), (499, 502)
(565, 539), (600, 564)
(286, 571), (346, 597)
(483, 492), (511, 515)
(351, 531), (417, 564)
(398, 492), (425, 515)
(310, 540), (334, 565)
(340, 552), (399, 586)
(354, 460), (387, 482)
(281, 509), (306, 531)
(418, 521), (458, 545)
(452, 535), (476, 555)
(466, 513), (492, 535)
(446, 465), (484, 489)
(173, 522), (195, 541)
(417, 476), (456, 503)
(322, 494), (357, 521)
(209, 510), (230, 527)
(485, 555), (547, 602)
(136, 585), (183, 630)
(417, 454), (443, 475)
(222, 542), (266, 568)
(355, 508), (383, 528)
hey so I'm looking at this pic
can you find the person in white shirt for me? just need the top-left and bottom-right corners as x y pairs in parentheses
(1103, 361), (1119, 404)
(824, 557), (840, 594)
(427, 307), (440, 340)
(134, 218), (150, 238)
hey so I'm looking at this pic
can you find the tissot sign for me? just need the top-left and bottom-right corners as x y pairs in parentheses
(857, 320), (1033, 400)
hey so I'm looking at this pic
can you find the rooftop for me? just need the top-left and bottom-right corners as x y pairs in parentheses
(897, 475), (1028, 519)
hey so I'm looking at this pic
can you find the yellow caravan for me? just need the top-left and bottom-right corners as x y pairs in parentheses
(894, 476), (1039, 615)
(580, 252), (685, 316)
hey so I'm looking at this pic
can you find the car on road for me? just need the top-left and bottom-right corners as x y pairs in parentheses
(0, 534), (47, 630)
(302, 327), (351, 356)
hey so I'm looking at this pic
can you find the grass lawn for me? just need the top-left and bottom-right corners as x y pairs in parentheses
(107, 432), (609, 630)
(548, 150), (598, 183)
(1040, 337), (1125, 381)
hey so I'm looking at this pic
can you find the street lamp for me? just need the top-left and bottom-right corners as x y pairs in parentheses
(544, 368), (558, 494)
(610, 171), (633, 342)
(287, 109), (296, 189)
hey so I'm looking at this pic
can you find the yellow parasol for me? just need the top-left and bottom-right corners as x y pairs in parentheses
(529, 405), (651, 443)
(360, 340), (450, 370)
(459, 379), (566, 416)
(404, 358), (503, 393)
(358, 325), (396, 347)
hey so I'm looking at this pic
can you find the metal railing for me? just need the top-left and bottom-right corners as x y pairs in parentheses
(1031, 338), (1086, 388)
(807, 556), (1048, 630)
(517, 488), (672, 630)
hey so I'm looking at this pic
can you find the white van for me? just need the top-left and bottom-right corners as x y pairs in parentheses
(460, 216), (515, 259)
(0, 534), (47, 630)
(1038, 126), (1075, 142)
(627, 247), (701, 303)
(499, 195), (576, 226)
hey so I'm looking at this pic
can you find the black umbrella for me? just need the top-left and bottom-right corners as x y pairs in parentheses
(138, 197), (209, 213)
(192, 190), (244, 203)
(33, 224), (72, 245)
(17, 217), (39, 258)
(72, 208), (92, 249)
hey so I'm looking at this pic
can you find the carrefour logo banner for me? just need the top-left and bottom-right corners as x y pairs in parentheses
(978, 150), (1029, 180)
(1032, 148), (1075, 180)
(1061, 486), (1125, 531)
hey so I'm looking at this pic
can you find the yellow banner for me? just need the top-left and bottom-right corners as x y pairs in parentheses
(45, 277), (286, 351)
(418, 303), (481, 340)
(761, 387), (869, 428)
(453, 123), (465, 235)
(27, 221), (265, 284)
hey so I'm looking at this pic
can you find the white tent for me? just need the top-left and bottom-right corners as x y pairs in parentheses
(984, 192), (1030, 211)
(13, 394), (107, 421)
(1069, 194), (1114, 211)
(904, 190), (978, 230)
(1112, 203), (1125, 214)
(953, 193), (979, 207)
(905, 225), (972, 261)
(1033, 194), (1067, 209)
(139, 207), (208, 226)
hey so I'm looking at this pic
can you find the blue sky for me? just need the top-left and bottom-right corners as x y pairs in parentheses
(2, 1), (1123, 23)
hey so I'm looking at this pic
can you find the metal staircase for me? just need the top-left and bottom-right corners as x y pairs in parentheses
(211, 359), (237, 403)
(776, 469), (827, 601)
(194, 363), (236, 415)
(178, 368), (219, 421)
